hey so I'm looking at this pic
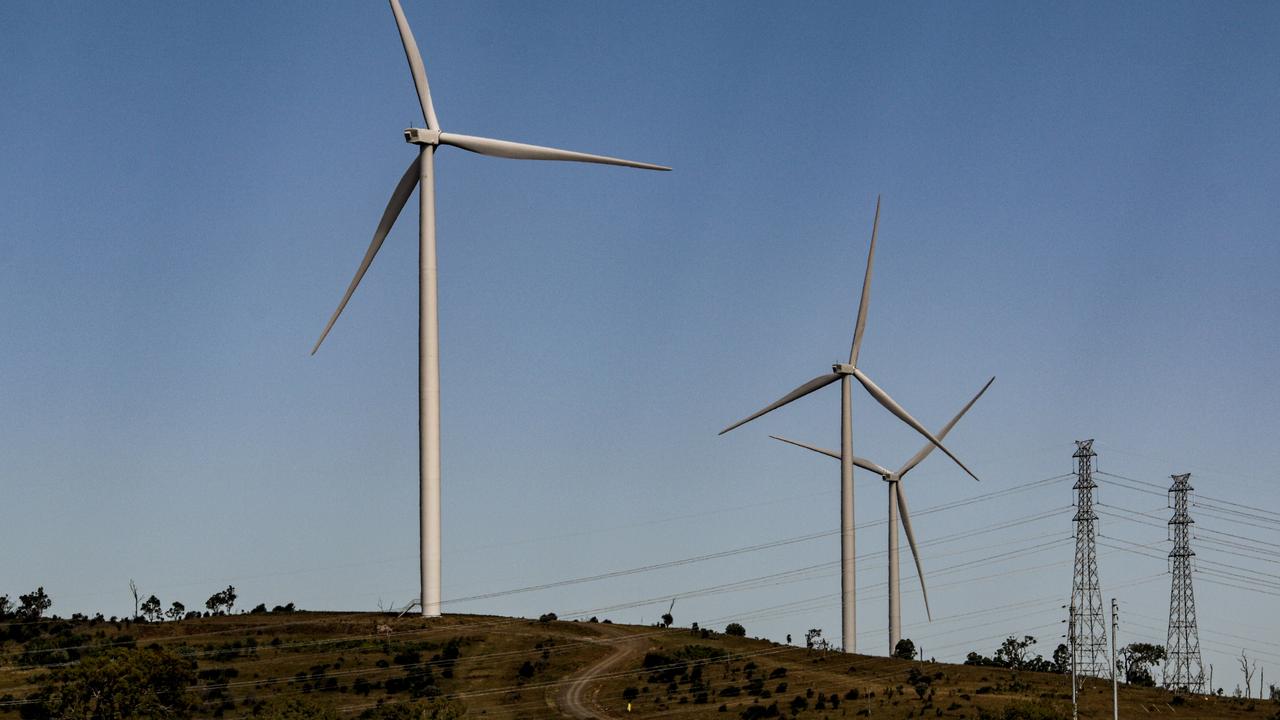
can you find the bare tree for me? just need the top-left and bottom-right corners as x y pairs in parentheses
(1239, 649), (1258, 699)
(129, 579), (140, 621)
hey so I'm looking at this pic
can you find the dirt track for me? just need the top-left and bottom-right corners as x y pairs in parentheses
(556, 624), (646, 718)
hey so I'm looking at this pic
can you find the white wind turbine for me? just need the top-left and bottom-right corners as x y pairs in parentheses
(311, 0), (669, 617)
(770, 375), (993, 655)
(718, 197), (982, 653)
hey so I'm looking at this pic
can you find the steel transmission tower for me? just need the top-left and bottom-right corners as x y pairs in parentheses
(1069, 440), (1108, 678)
(1163, 473), (1205, 693)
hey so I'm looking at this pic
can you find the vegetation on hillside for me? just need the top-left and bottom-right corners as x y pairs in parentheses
(1, 588), (1271, 719)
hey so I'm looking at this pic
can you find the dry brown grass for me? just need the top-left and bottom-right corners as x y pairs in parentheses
(0, 613), (1266, 719)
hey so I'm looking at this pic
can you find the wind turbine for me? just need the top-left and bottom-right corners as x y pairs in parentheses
(311, 0), (669, 618)
(770, 375), (994, 654)
(718, 196), (982, 653)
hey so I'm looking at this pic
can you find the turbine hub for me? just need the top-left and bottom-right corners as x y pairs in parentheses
(833, 363), (856, 375)
(404, 127), (441, 146)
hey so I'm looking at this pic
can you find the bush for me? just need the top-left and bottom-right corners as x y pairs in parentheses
(677, 645), (728, 661)
(538, 612), (557, 623)
(740, 702), (780, 719)
(20, 647), (196, 719)
(976, 701), (1069, 720)
(623, 687), (640, 700)
(256, 699), (341, 719)
(725, 623), (747, 637)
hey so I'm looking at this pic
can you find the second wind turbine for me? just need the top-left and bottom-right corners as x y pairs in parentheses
(719, 197), (982, 653)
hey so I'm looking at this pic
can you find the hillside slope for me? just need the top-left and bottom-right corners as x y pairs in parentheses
(0, 612), (1267, 719)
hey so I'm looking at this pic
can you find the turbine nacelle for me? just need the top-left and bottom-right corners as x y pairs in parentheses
(833, 363), (856, 375)
(405, 127), (441, 145)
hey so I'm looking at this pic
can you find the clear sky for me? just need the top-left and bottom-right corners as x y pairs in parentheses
(2, 0), (1278, 687)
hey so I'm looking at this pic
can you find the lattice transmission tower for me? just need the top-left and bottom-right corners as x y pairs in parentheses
(1163, 473), (1205, 693)
(1069, 439), (1108, 678)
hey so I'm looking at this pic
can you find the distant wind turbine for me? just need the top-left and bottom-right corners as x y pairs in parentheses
(311, 0), (669, 618)
(770, 375), (994, 654)
(718, 197), (982, 653)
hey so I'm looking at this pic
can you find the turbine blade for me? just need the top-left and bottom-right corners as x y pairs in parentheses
(719, 373), (840, 435)
(438, 132), (670, 171)
(311, 156), (421, 355)
(895, 376), (995, 479)
(850, 367), (981, 482)
(896, 481), (931, 621)
(769, 435), (892, 477)
(848, 195), (880, 365)
(388, 0), (440, 130)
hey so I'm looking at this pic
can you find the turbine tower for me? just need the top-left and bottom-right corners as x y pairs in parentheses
(312, 0), (668, 617)
(1163, 473), (1205, 693)
(1069, 439), (1107, 677)
(771, 376), (993, 654)
(719, 198), (982, 653)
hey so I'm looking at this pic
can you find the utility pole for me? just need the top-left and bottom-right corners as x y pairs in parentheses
(1163, 473), (1205, 693)
(1071, 440), (1108, 677)
(1111, 598), (1119, 720)
(1070, 602), (1079, 720)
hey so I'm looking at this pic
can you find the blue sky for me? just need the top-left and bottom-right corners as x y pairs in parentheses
(2, 1), (1278, 682)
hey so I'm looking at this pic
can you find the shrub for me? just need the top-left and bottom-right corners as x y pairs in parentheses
(976, 700), (1069, 720)
(725, 623), (747, 637)
(740, 702), (780, 719)
(677, 645), (728, 661)
(21, 647), (196, 719)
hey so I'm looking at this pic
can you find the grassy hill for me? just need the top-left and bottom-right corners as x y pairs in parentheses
(0, 611), (1270, 719)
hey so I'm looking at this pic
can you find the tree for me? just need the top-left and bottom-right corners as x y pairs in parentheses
(995, 635), (1038, 670)
(0, 595), (12, 619)
(166, 602), (185, 622)
(204, 585), (237, 615)
(805, 628), (829, 651)
(18, 587), (52, 621)
(140, 595), (163, 623)
(129, 579), (140, 621)
(1052, 643), (1071, 674)
(661, 613), (674, 628)
(20, 647), (197, 719)
(894, 638), (917, 661)
(1240, 649), (1258, 699)
(1118, 643), (1165, 686)
(725, 622), (746, 637)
